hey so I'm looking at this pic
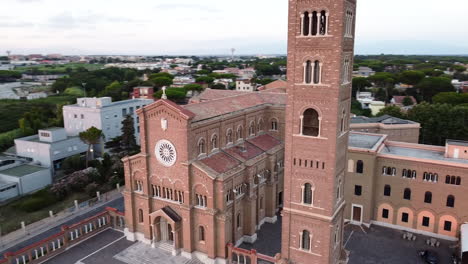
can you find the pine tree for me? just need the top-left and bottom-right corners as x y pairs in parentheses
(120, 115), (138, 154)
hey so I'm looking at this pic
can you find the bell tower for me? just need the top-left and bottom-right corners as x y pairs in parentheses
(281, 0), (356, 263)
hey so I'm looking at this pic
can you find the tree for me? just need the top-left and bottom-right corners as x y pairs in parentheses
(100, 81), (123, 101)
(402, 96), (414, 106)
(352, 77), (372, 98)
(399, 70), (425, 85)
(151, 77), (173, 89)
(183, 84), (204, 92)
(376, 105), (406, 119)
(79, 127), (103, 167)
(368, 72), (396, 103)
(453, 65), (466, 72)
(414, 77), (455, 102)
(211, 83), (226, 90)
(433, 92), (468, 105)
(120, 115), (138, 155)
(408, 103), (468, 145)
(195, 76), (214, 84)
(149, 72), (174, 80)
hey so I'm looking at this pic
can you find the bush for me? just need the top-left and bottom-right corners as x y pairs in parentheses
(61, 154), (85, 174)
(14, 190), (57, 212)
(0, 129), (26, 152)
(85, 183), (99, 197)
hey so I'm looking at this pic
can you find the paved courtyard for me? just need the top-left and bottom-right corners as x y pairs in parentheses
(40, 217), (458, 264)
(241, 215), (457, 264)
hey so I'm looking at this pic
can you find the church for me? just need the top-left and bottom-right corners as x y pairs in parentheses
(122, 0), (356, 263)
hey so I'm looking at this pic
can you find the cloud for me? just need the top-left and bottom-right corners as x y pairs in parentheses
(155, 3), (221, 13)
(16, 0), (42, 2)
(0, 21), (34, 28)
(45, 11), (147, 29)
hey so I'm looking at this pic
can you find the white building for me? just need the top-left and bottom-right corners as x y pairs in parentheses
(353, 66), (375, 77)
(235, 79), (255, 92)
(63, 97), (153, 143)
(0, 156), (50, 201)
(14, 128), (88, 170)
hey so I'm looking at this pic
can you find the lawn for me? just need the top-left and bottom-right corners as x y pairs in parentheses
(0, 191), (90, 235)
(15, 63), (105, 74)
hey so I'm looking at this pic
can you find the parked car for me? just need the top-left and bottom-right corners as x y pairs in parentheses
(418, 250), (439, 264)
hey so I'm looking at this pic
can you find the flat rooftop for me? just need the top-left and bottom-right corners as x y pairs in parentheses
(349, 133), (385, 150)
(447, 139), (468, 147)
(381, 145), (468, 165)
(351, 115), (417, 125)
(15, 134), (79, 144)
(0, 164), (47, 177)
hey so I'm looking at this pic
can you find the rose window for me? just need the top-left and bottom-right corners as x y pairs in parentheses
(155, 140), (177, 167)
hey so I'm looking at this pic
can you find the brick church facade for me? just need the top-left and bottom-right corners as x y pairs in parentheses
(122, 0), (356, 263)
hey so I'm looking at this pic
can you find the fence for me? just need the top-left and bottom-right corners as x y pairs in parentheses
(227, 243), (282, 264)
(0, 207), (125, 264)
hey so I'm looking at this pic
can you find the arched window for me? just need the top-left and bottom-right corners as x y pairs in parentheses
(302, 12), (310, 36)
(257, 119), (264, 132)
(226, 129), (233, 144)
(236, 213), (241, 228)
(402, 169), (407, 178)
(451, 176), (456, 184)
(303, 183), (313, 204)
(313, 60), (321, 84)
(138, 209), (144, 223)
(301, 230), (311, 250)
(403, 188), (411, 200)
(302, 108), (319, 137)
(412, 170), (417, 179)
(211, 134), (218, 150)
(382, 166), (387, 175)
(456, 177), (461, 185)
(249, 122), (255, 136)
(304, 60), (312, 84)
(199, 226), (205, 241)
(236, 126), (243, 141)
(447, 195), (455, 208)
(446, 175), (451, 184)
(271, 119), (278, 131)
(389, 167), (395, 176)
(319, 10), (327, 35)
(340, 109), (346, 133)
(384, 185), (391, 196)
(198, 139), (206, 155)
(424, 191), (432, 204)
(311, 11), (318, 36)
(356, 160), (364, 174)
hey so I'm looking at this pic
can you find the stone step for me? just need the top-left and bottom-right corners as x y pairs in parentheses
(155, 242), (173, 253)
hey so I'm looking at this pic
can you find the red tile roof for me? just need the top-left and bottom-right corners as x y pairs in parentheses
(247, 134), (282, 151)
(258, 80), (287, 91)
(200, 152), (241, 173)
(183, 92), (286, 122)
(223, 141), (264, 162)
(189, 89), (246, 104)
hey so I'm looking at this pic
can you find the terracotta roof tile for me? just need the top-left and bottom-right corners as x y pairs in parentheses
(223, 141), (264, 162)
(200, 152), (241, 174)
(247, 134), (282, 151)
(183, 92), (286, 122)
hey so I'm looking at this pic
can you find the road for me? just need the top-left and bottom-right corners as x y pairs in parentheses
(0, 197), (124, 256)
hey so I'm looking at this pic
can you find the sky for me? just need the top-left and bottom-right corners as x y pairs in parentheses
(1, 0), (467, 55)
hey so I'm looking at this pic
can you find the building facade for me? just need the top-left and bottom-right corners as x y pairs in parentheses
(345, 134), (468, 240)
(63, 97), (153, 143)
(235, 79), (255, 92)
(14, 128), (87, 169)
(122, 92), (286, 263)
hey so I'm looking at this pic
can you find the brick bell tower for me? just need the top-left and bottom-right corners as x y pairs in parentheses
(281, 0), (356, 263)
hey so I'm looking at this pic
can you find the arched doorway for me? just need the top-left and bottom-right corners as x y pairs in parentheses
(158, 217), (172, 242)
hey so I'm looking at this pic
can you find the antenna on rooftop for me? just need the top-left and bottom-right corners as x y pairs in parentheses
(230, 48), (236, 61)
